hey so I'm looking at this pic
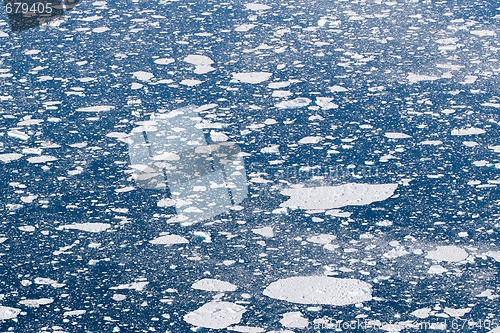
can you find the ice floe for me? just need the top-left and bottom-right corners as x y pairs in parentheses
(232, 72), (272, 84)
(280, 183), (398, 210)
(184, 301), (246, 329)
(426, 246), (468, 262)
(0, 306), (21, 320)
(57, 223), (111, 233)
(149, 234), (189, 245)
(264, 276), (372, 305)
(191, 278), (237, 292)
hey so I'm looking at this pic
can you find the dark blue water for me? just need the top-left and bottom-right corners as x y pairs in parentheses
(0, 0), (498, 332)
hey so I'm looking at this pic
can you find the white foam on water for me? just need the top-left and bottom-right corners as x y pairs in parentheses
(183, 301), (246, 329)
(263, 276), (372, 305)
(149, 234), (189, 245)
(280, 183), (398, 210)
(57, 223), (111, 233)
(191, 278), (237, 292)
(425, 246), (468, 262)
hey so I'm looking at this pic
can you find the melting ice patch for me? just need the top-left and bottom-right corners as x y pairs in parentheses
(0, 306), (21, 320)
(57, 223), (111, 232)
(191, 278), (237, 292)
(0, 153), (23, 163)
(279, 311), (309, 328)
(232, 72), (272, 84)
(263, 276), (372, 305)
(451, 127), (486, 136)
(76, 105), (114, 112)
(425, 246), (468, 262)
(184, 301), (246, 329)
(184, 55), (215, 74)
(149, 234), (189, 246)
(280, 183), (398, 210)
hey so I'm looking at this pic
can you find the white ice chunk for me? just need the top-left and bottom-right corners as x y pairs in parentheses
(280, 183), (398, 210)
(280, 311), (309, 329)
(184, 301), (246, 329)
(110, 281), (149, 291)
(191, 279), (237, 292)
(276, 97), (311, 109)
(384, 132), (412, 139)
(451, 127), (486, 136)
(251, 226), (274, 238)
(0, 306), (21, 320)
(76, 105), (114, 112)
(244, 3), (271, 11)
(57, 223), (111, 233)
(149, 234), (189, 246)
(407, 73), (441, 84)
(132, 71), (154, 82)
(263, 276), (372, 305)
(426, 246), (468, 262)
(0, 153), (23, 163)
(232, 72), (272, 84)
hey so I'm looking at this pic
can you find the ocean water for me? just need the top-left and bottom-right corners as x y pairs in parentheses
(0, 0), (498, 332)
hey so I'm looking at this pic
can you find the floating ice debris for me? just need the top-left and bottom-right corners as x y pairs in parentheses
(251, 226), (274, 238)
(57, 223), (111, 233)
(149, 235), (189, 246)
(263, 276), (372, 305)
(232, 72), (272, 84)
(0, 153), (23, 163)
(280, 183), (398, 210)
(63, 310), (86, 317)
(384, 132), (412, 139)
(184, 301), (246, 329)
(18, 298), (54, 308)
(407, 73), (441, 84)
(76, 105), (114, 112)
(0, 306), (21, 320)
(328, 85), (348, 92)
(244, 3), (271, 11)
(425, 246), (468, 262)
(280, 311), (309, 328)
(191, 279), (237, 292)
(451, 127), (486, 136)
(154, 58), (175, 65)
(297, 136), (322, 144)
(184, 55), (215, 74)
(110, 281), (149, 291)
(132, 71), (154, 82)
(276, 97), (311, 109)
